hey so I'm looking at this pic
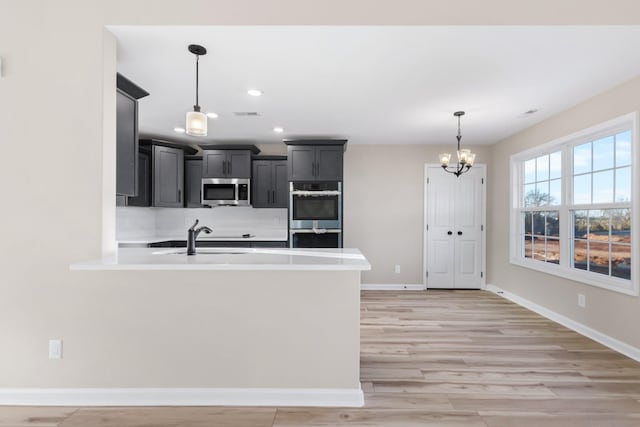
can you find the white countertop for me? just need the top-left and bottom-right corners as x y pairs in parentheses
(117, 230), (288, 245)
(70, 248), (371, 271)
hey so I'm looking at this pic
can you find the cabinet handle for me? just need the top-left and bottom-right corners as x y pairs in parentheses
(457, 231), (463, 236)
(272, 190), (276, 205)
(228, 160), (232, 175)
(178, 189), (182, 203)
(222, 161), (226, 175)
(267, 191), (271, 204)
(312, 162), (316, 177)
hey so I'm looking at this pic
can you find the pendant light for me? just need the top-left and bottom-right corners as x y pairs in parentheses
(439, 111), (476, 177)
(185, 44), (207, 137)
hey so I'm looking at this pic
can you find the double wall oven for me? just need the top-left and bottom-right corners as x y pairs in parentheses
(289, 182), (342, 248)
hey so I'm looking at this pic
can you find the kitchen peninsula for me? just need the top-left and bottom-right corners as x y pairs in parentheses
(67, 248), (369, 407)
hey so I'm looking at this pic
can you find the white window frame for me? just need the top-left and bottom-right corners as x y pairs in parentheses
(510, 112), (639, 296)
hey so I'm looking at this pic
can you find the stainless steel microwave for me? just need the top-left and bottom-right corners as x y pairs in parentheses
(201, 178), (250, 206)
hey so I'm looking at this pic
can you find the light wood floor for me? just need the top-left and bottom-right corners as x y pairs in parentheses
(3, 290), (640, 426)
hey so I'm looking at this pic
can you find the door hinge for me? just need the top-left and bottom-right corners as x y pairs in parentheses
(481, 178), (484, 184)
(426, 224), (429, 231)
(481, 272), (484, 278)
(426, 271), (429, 278)
(427, 177), (430, 184)
(481, 225), (484, 231)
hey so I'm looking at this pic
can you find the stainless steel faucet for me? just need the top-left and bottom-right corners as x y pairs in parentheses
(187, 219), (212, 255)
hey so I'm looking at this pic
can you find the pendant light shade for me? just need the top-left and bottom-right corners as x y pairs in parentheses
(186, 109), (207, 136)
(186, 44), (208, 137)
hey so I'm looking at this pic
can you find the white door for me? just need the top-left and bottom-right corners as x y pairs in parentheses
(425, 165), (485, 289)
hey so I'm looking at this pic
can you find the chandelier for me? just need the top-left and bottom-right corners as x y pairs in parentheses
(439, 111), (475, 177)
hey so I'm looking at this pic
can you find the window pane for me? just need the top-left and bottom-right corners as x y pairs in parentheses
(573, 239), (588, 271)
(611, 244), (631, 279)
(532, 212), (545, 236)
(550, 151), (562, 179)
(615, 131), (631, 167)
(546, 238), (560, 264)
(588, 241), (610, 276)
(524, 159), (536, 184)
(524, 236), (532, 259)
(536, 155), (549, 181)
(574, 210), (588, 239)
(536, 181), (550, 206)
(592, 170), (614, 204)
(523, 212), (532, 235)
(615, 166), (631, 203)
(574, 142), (592, 175)
(573, 174), (591, 204)
(533, 237), (545, 261)
(524, 183), (536, 207)
(611, 208), (630, 244)
(546, 211), (559, 237)
(592, 136), (614, 171)
(549, 179), (561, 206)
(588, 210), (609, 241)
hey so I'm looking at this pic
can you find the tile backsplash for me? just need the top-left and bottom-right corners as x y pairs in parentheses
(117, 206), (287, 240)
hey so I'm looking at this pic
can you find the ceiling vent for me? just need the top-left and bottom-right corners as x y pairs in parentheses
(234, 112), (260, 117)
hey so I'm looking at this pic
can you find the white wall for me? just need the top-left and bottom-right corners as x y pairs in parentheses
(488, 75), (640, 350)
(2, 0), (640, 388)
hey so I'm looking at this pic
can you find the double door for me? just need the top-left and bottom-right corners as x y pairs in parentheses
(202, 150), (251, 178)
(425, 165), (485, 289)
(287, 145), (343, 181)
(252, 160), (288, 208)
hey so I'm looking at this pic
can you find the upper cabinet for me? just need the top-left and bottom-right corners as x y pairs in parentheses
(202, 150), (251, 178)
(184, 156), (204, 208)
(153, 145), (184, 208)
(115, 74), (149, 196)
(200, 145), (261, 179)
(252, 157), (288, 208)
(286, 140), (346, 181)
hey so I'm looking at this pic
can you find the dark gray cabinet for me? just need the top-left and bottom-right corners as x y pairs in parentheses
(116, 90), (138, 196)
(202, 150), (251, 178)
(153, 145), (184, 208)
(185, 157), (203, 208)
(287, 144), (344, 181)
(128, 151), (151, 207)
(252, 159), (288, 208)
(115, 74), (149, 197)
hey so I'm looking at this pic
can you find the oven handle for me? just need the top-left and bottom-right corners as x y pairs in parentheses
(290, 190), (341, 196)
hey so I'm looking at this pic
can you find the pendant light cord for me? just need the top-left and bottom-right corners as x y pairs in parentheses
(195, 54), (200, 108)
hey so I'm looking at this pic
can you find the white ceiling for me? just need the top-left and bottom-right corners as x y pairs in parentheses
(111, 26), (640, 145)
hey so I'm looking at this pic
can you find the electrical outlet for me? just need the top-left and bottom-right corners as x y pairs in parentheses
(394, 264), (401, 274)
(49, 339), (62, 359)
(578, 294), (586, 308)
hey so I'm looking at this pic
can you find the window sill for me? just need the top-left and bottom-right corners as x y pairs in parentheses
(509, 257), (638, 296)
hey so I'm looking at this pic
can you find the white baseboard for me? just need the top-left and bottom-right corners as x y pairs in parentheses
(0, 386), (364, 407)
(361, 283), (425, 291)
(486, 284), (640, 362)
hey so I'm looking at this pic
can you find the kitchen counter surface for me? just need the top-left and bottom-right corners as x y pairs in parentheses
(70, 247), (371, 271)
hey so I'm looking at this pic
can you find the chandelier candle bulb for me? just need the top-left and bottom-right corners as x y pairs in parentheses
(439, 153), (452, 166)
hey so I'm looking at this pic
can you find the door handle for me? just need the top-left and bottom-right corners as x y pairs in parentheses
(447, 231), (453, 235)
(457, 231), (463, 236)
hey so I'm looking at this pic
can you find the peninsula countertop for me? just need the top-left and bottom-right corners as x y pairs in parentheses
(70, 247), (371, 271)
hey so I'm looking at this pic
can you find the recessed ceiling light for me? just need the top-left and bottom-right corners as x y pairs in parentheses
(174, 127), (185, 133)
(206, 112), (219, 119)
(273, 127), (284, 133)
(247, 89), (263, 97)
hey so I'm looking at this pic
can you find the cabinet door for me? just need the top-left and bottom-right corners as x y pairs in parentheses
(288, 146), (316, 181)
(252, 160), (273, 208)
(202, 150), (227, 178)
(316, 146), (343, 181)
(116, 90), (138, 195)
(185, 158), (203, 208)
(273, 160), (289, 208)
(153, 145), (184, 208)
(128, 152), (151, 207)
(228, 150), (251, 178)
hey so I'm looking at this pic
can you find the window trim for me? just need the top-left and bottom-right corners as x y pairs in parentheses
(509, 112), (639, 296)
